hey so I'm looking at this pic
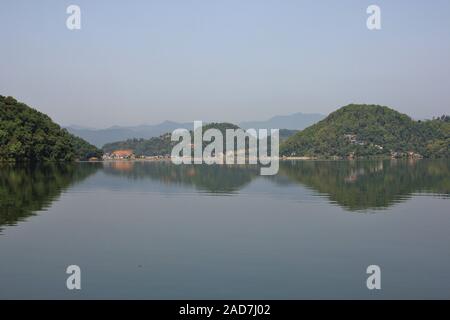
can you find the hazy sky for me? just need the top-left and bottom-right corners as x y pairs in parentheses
(1, 0), (450, 128)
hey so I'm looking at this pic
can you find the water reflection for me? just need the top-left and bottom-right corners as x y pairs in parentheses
(102, 161), (259, 194)
(1, 160), (449, 299)
(102, 159), (450, 211)
(0, 163), (101, 231)
(278, 160), (449, 211)
(0, 160), (448, 232)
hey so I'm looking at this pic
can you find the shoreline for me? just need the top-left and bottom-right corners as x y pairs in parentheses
(82, 156), (431, 163)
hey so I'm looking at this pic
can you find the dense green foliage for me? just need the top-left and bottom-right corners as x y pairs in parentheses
(281, 104), (449, 158)
(103, 133), (175, 156)
(69, 134), (103, 160)
(279, 129), (298, 142)
(0, 96), (102, 161)
(103, 122), (242, 156)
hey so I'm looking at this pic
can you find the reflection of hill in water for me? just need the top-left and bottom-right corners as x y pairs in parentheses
(2, 160), (447, 229)
(279, 160), (450, 211)
(102, 161), (259, 193)
(0, 163), (100, 231)
(102, 160), (449, 212)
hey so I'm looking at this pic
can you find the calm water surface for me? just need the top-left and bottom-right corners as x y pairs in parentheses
(0, 160), (449, 299)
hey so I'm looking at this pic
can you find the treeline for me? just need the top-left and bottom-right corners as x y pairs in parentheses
(0, 96), (102, 161)
(103, 134), (174, 156)
(2, 96), (448, 161)
(103, 123), (242, 156)
(281, 104), (449, 158)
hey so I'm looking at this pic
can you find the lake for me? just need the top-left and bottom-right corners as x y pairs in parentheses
(0, 160), (449, 299)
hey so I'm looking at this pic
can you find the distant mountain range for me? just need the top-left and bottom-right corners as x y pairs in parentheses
(240, 112), (325, 130)
(66, 112), (326, 147)
(66, 120), (192, 147)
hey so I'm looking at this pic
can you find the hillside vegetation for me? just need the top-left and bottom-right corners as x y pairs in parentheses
(0, 96), (102, 161)
(103, 123), (241, 156)
(281, 104), (449, 158)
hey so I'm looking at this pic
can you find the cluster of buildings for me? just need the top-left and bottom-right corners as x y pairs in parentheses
(102, 150), (171, 161)
(390, 151), (423, 159)
(344, 134), (424, 159)
(344, 133), (383, 150)
(102, 149), (135, 160)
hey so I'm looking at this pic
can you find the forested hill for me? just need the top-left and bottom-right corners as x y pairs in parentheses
(0, 95), (102, 161)
(103, 122), (242, 155)
(280, 104), (449, 158)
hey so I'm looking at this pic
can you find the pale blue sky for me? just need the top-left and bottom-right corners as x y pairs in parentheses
(1, 0), (449, 127)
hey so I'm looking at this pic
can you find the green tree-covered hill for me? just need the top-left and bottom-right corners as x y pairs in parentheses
(0, 95), (102, 161)
(280, 104), (449, 158)
(103, 122), (241, 156)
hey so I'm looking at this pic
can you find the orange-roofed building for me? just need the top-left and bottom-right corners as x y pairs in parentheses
(111, 149), (134, 159)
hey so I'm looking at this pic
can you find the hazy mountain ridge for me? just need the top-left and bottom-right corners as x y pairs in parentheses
(67, 112), (324, 147)
(100, 105), (450, 159)
(102, 122), (241, 156)
(66, 120), (193, 148)
(240, 112), (325, 130)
